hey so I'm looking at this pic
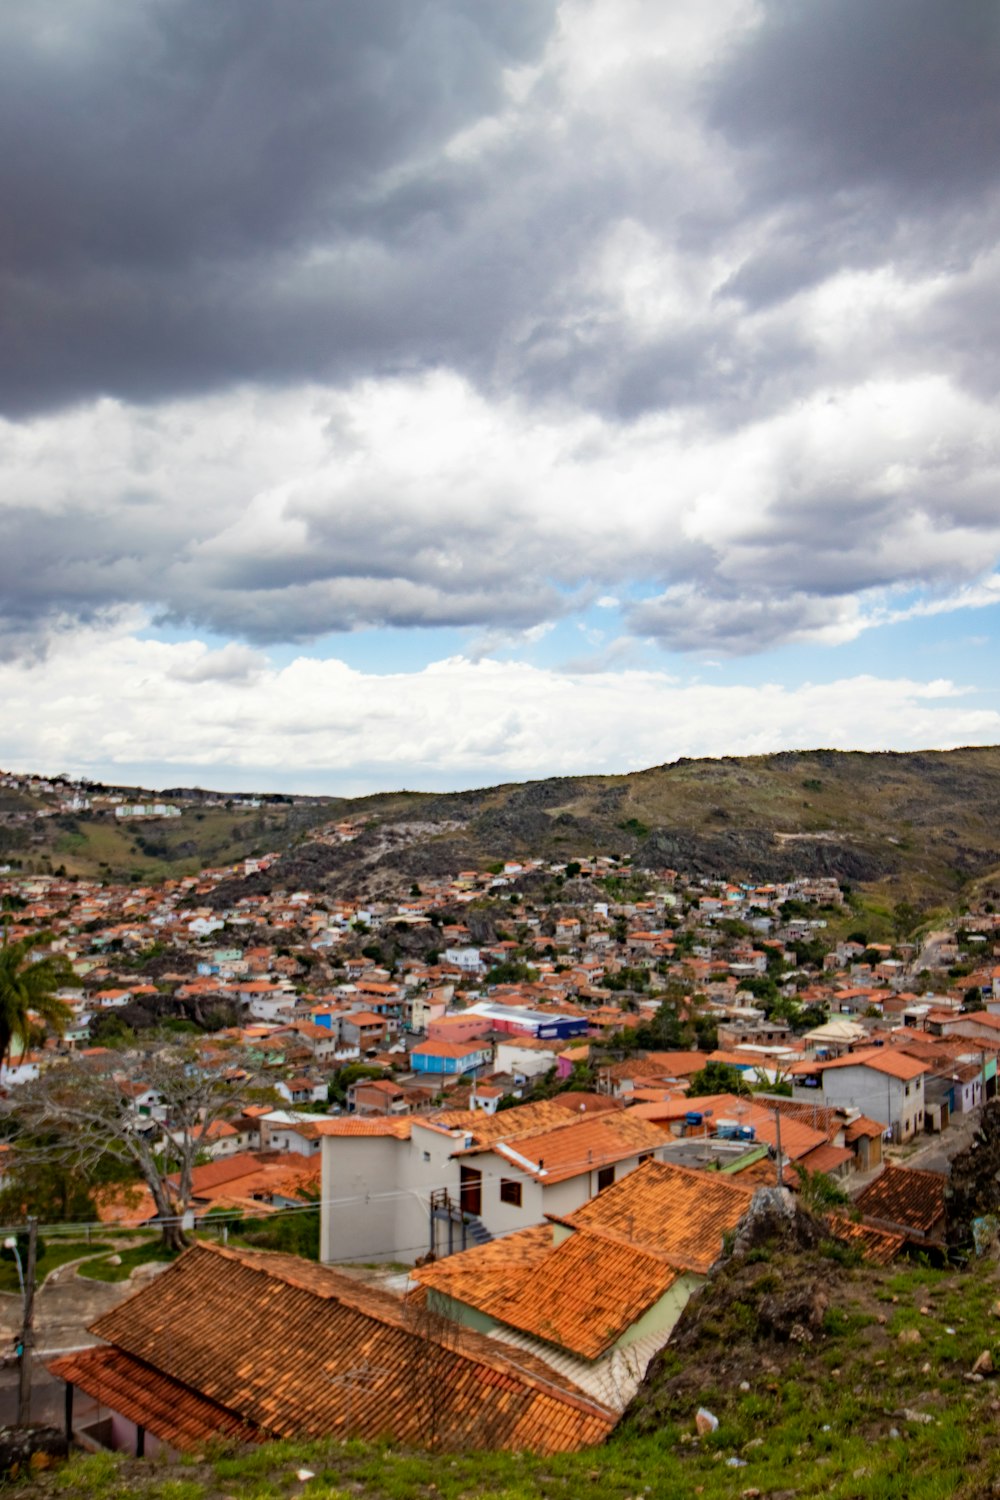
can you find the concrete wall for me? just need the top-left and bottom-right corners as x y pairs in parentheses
(321, 1135), (402, 1264)
(803, 1066), (924, 1141)
(495, 1042), (558, 1080)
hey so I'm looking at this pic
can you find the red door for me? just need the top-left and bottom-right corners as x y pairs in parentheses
(459, 1166), (482, 1216)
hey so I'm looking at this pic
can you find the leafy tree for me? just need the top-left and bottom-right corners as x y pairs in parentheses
(327, 1062), (387, 1106)
(892, 900), (922, 940)
(634, 1000), (686, 1049)
(794, 1164), (850, 1212)
(7, 1038), (272, 1251)
(686, 1061), (751, 1098)
(483, 960), (538, 986)
(0, 930), (73, 1066)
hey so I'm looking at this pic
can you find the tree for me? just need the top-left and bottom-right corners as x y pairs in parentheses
(794, 1164), (850, 1213)
(6, 1039), (272, 1251)
(686, 1060), (751, 1098)
(0, 930), (73, 1066)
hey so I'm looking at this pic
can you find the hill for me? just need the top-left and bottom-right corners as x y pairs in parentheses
(207, 746), (1000, 916)
(7, 746), (1000, 913)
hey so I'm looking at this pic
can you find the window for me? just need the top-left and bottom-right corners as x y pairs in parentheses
(638, 1152), (654, 1164)
(422, 1151), (431, 1163)
(597, 1165), (615, 1192)
(500, 1179), (522, 1207)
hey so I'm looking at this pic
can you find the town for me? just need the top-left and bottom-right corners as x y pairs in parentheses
(1, 765), (998, 1463)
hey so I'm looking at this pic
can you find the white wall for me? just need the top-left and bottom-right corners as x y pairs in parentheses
(802, 1066), (924, 1140)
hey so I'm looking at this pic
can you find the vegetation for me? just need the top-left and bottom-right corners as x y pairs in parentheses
(686, 1060), (751, 1097)
(0, 929), (73, 1065)
(77, 1240), (177, 1282)
(5, 1038), (274, 1251)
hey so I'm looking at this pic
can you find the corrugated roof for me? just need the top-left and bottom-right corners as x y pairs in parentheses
(86, 1243), (614, 1454)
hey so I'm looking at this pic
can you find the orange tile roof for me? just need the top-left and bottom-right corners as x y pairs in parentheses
(855, 1165), (947, 1237)
(843, 1114), (886, 1142)
(552, 1159), (754, 1274)
(826, 1214), (904, 1266)
(48, 1345), (259, 1453)
(312, 1117), (415, 1139)
(470, 1111), (667, 1186)
(416, 1226), (679, 1360)
(789, 1046), (928, 1081)
(86, 1244), (614, 1453)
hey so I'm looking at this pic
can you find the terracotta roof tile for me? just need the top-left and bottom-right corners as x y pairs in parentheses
(552, 1159), (753, 1274)
(48, 1346), (259, 1452)
(855, 1165), (947, 1237)
(826, 1214), (905, 1266)
(416, 1228), (679, 1360)
(85, 1244), (614, 1453)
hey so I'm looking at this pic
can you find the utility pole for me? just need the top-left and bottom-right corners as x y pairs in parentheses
(17, 1218), (37, 1427)
(774, 1109), (784, 1189)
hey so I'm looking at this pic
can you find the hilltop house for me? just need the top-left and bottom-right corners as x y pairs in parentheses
(318, 1097), (669, 1265)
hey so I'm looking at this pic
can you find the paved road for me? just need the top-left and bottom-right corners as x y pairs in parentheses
(888, 1102), (982, 1176)
(0, 1256), (158, 1431)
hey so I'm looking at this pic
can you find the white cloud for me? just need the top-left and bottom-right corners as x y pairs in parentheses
(4, 368), (1000, 659)
(3, 621), (997, 793)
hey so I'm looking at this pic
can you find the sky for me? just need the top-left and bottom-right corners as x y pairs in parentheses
(3, 0), (1000, 796)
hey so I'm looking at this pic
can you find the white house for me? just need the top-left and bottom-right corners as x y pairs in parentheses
(318, 1099), (669, 1266)
(789, 1047), (928, 1141)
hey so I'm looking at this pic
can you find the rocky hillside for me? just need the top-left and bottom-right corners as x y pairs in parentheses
(208, 745), (1000, 910)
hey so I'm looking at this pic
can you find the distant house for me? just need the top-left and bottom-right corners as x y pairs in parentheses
(788, 1047), (928, 1142)
(410, 1039), (492, 1078)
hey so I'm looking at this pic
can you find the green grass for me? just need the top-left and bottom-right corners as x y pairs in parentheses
(0, 1238), (114, 1294)
(76, 1241), (177, 1282)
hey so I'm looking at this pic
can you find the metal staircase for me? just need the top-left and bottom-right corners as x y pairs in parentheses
(428, 1188), (494, 1257)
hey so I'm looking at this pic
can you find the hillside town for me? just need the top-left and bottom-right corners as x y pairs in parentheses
(1, 774), (999, 1459)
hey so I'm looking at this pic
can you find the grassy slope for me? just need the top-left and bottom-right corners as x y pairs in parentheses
(16, 1252), (1000, 1500)
(19, 802), (337, 882)
(9, 746), (1000, 902)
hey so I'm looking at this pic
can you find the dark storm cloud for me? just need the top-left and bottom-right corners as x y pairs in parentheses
(0, 0), (556, 413)
(3, 0), (1000, 663)
(709, 0), (1000, 302)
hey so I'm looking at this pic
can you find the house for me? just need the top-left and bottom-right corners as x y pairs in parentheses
(318, 1095), (663, 1265)
(49, 1243), (614, 1456)
(855, 1165), (947, 1248)
(788, 1047), (928, 1141)
(411, 1160), (753, 1408)
(339, 1011), (389, 1051)
(258, 1112), (327, 1155)
(410, 1039), (492, 1078)
(346, 1078), (412, 1116)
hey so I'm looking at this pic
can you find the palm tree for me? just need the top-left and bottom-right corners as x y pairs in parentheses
(0, 930), (73, 1068)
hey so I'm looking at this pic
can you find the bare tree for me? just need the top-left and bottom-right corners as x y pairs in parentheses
(4, 1038), (273, 1250)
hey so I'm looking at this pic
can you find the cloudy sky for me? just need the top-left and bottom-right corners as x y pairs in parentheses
(3, 0), (1000, 794)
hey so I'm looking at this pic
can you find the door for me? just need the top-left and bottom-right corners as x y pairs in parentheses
(459, 1165), (482, 1217)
